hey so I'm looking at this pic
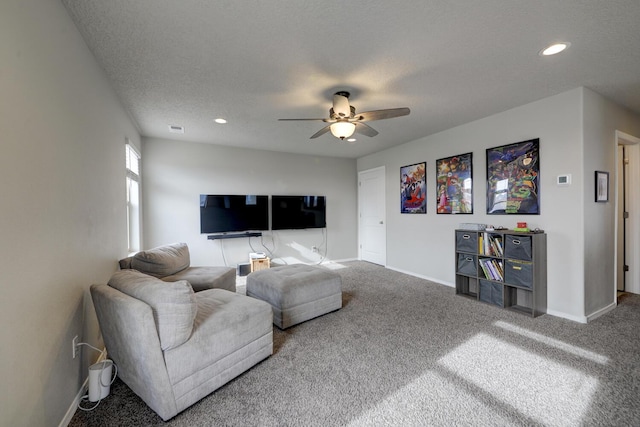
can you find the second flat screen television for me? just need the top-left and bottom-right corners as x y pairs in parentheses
(271, 195), (326, 230)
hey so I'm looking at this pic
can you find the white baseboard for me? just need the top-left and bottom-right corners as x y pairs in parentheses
(58, 348), (107, 427)
(546, 302), (617, 323)
(586, 301), (617, 323)
(545, 309), (588, 324)
(384, 265), (600, 324)
(385, 265), (455, 288)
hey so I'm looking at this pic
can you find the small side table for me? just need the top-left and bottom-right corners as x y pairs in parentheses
(250, 257), (270, 272)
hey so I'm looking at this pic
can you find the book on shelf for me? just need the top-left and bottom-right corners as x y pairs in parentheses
(494, 237), (503, 257)
(492, 259), (504, 281)
(480, 258), (504, 281)
(481, 232), (492, 255)
(479, 259), (492, 280)
(488, 238), (499, 257)
(479, 232), (503, 257)
(486, 259), (499, 280)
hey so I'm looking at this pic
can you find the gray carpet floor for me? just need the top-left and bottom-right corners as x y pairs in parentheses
(70, 261), (640, 426)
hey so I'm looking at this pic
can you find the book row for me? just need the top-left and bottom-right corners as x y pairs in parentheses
(479, 258), (503, 281)
(478, 233), (504, 257)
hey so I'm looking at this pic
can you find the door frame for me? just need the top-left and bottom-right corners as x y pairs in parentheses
(358, 166), (386, 265)
(614, 130), (640, 297)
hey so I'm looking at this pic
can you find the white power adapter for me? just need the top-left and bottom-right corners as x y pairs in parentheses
(88, 360), (114, 402)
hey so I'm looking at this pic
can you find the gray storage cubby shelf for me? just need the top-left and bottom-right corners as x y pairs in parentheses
(455, 229), (547, 317)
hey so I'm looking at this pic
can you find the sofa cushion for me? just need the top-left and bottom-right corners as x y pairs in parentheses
(163, 289), (273, 389)
(108, 270), (197, 351)
(162, 266), (237, 292)
(131, 243), (190, 277)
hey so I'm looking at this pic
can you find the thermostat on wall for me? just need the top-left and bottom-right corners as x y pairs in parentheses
(557, 174), (571, 185)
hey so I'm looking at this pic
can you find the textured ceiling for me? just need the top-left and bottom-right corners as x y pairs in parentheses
(61, 0), (640, 159)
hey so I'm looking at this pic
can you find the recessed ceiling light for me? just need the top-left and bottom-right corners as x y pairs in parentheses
(539, 42), (570, 56)
(168, 125), (184, 133)
(214, 118), (227, 124)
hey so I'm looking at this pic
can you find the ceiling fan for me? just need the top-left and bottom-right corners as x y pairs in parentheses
(278, 91), (410, 140)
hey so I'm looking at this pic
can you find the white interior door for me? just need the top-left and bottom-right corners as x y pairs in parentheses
(617, 145), (626, 291)
(625, 143), (640, 294)
(358, 167), (386, 266)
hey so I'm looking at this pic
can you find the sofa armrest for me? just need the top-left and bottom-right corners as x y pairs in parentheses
(90, 284), (178, 421)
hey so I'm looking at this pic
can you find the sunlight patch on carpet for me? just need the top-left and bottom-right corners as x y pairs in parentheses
(321, 262), (349, 270)
(438, 333), (598, 426)
(494, 320), (609, 365)
(346, 370), (516, 426)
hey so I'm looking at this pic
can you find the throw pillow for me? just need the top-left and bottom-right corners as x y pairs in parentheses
(108, 269), (197, 351)
(118, 256), (133, 270)
(131, 242), (190, 277)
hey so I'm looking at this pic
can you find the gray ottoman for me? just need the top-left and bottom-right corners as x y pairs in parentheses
(246, 264), (342, 329)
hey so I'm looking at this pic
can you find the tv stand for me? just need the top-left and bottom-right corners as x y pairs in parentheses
(207, 232), (262, 240)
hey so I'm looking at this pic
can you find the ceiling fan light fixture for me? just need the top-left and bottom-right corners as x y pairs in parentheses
(330, 122), (356, 140)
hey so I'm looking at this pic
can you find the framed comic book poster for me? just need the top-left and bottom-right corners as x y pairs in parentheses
(436, 153), (473, 214)
(401, 162), (426, 213)
(486, 138), (540, 214)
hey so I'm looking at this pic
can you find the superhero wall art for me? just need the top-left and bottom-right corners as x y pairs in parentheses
(401, 162), (426, 213)
(486, 138), (540, 214)
(436, 153), (473, 214)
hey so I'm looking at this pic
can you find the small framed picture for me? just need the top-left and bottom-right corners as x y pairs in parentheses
(436, 153), (473, 214)
(401, 162), (426, 213)
(595, 171), (609, 202)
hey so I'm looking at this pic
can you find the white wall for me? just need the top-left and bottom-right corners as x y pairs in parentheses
(582, 89), (640, 317)
(358, 89), (587, 320)
(0, 1), (140, 425)
(142, 137), (358, 268)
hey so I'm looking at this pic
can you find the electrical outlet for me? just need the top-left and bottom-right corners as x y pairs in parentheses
(72, 336), (79, 359)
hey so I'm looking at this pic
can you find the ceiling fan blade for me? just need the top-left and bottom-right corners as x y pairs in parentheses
(333, 93), (351, 118)
(354, 122), (379, 137)
(278, 118), (326, 121)
(310, 124), (332, 139)
(356, 107), (410, 122)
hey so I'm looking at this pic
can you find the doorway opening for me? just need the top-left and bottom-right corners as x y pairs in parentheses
(615, 130), (640, 300)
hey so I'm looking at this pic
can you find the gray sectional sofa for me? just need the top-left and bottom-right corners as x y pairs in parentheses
(91, 269), (273, 421)
(90, 243), (274, 420)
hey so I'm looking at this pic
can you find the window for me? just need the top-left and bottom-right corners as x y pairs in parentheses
(126, 142), (141, 253)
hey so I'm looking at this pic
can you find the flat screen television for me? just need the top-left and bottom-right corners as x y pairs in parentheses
(200, 195), (269, 234)
(271, 195), (326, 230)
